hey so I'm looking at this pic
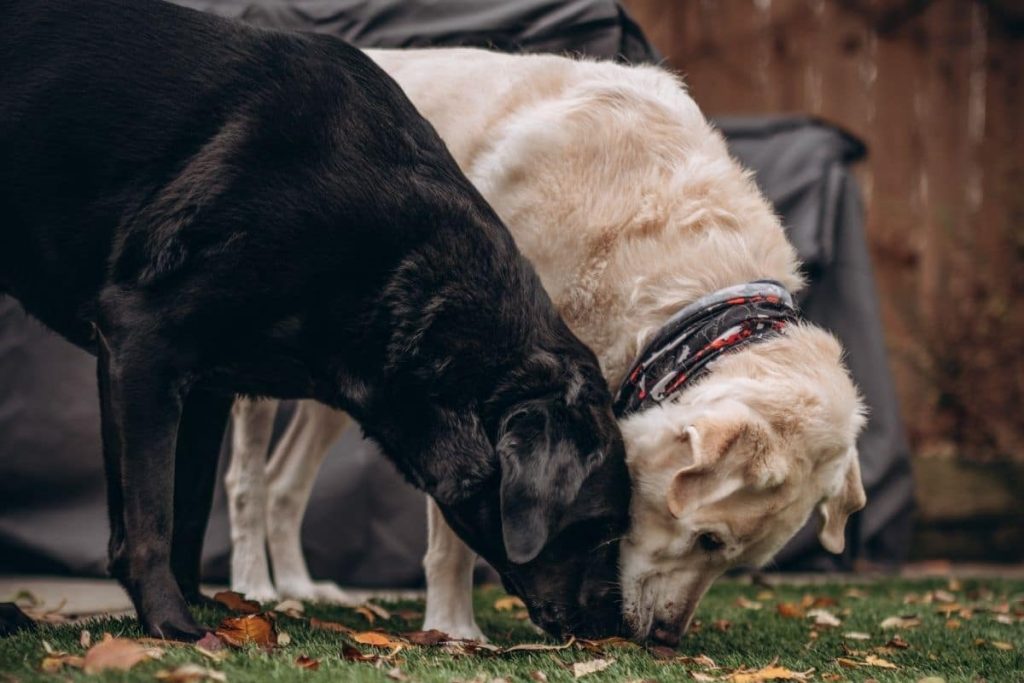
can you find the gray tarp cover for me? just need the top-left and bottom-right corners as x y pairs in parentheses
(0, 0), (912, 586)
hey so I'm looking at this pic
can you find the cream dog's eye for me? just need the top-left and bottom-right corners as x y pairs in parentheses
(697, 532), (725, 552)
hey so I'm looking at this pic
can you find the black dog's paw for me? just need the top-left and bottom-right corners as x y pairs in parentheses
(142, 605), (206, 642)
(0, 603), (36, 637)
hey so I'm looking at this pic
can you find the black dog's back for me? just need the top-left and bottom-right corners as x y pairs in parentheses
(0, 0), (481, 349)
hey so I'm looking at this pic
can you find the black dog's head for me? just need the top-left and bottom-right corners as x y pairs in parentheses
(408, 346), (630, 638)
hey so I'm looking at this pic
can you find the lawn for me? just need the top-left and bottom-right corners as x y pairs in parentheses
(1, 578), (1021, 682)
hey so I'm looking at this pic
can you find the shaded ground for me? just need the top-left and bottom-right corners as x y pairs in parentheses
(1, 578), (1021, 682)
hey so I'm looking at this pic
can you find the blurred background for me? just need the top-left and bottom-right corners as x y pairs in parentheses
(1, 0), (1021, 588)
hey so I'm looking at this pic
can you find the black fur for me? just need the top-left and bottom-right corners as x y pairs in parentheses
(0, 0), (629, 640)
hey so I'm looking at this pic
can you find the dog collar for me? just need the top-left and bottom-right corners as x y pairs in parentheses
(613, 280), (799, 417)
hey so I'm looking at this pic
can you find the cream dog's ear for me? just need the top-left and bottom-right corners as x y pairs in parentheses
(667, 418), (775, 518)
(816, 451), (867, 553)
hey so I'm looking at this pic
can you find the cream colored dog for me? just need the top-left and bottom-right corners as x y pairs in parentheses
(226, 47), (866, 644)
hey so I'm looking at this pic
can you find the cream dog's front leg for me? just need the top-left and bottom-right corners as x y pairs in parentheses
(225, 398), (279, 602)
(423, 497), (485, 640)
(265, 400), (353, 603)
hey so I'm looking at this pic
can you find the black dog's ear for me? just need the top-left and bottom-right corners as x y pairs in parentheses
(497, 396), (606, 564)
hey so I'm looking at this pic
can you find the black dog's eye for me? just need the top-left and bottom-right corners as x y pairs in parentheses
(697, 532), (725, 552)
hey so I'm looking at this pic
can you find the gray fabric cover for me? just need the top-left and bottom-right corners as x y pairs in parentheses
(0, 1), (911, 586)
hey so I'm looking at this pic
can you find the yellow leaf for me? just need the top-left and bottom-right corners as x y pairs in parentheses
(352, 631), (397, 647)
(494, 596), (526, 611)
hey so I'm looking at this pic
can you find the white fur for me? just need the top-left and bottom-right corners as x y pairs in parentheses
(225, 47), (866, 642)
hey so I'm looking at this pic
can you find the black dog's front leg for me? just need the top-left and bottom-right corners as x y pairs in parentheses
(171, 389), (233, 606)
(96, 327), (203, 640)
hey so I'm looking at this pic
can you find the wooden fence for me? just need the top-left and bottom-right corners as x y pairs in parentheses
(623, 0), (1024, 461)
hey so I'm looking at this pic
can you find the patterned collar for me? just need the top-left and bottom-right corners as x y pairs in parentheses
(613, 280), (799, 417)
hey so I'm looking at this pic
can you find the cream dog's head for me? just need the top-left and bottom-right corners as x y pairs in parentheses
(619, 324), (866, 644)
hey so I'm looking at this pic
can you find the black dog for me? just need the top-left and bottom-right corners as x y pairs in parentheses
(0, 0), (629, 640)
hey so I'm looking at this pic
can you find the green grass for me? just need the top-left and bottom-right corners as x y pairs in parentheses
(1, 579), (1022, 682)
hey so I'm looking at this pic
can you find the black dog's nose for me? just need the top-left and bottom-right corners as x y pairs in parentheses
(650, 619), (681, 647)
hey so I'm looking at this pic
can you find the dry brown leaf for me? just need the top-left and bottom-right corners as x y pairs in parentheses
(885, 635), (910, 649)
(352, 631), (398, 647)
(155, 663), (227, 682)
(403, 629), (449, 646)
(995, 614), (1015, 625)
(295, 655), (319, 670)
(504, 638), (576, 654)
(82, 633), (164, 674)
(278, 631), (292, 646)
(727, 665), (813, 682)
(79, 629), (91, 649)
(821, 675), (843, 682)
(678, 654), (718, 668)
(215, 614), (277, 648)
(946, 618), (961, 629)
(735, 597), (763, 610)
(844, 587), (869, 599)
(310, 617), (353, 634)
(933, 589), (956, 603)
(916, 678), (946, 683)
(342, 644), (380, 663)
(836, 657), (862, 668)
(713, 619), (732, 632)
(991, 641), (1015, 651)
(844, 632), (871, 640)
(864, 655), (898, 669)
(572, 658), (615, 678)
(494, 596), (526, 611)
(880, 615), (921, 629)
(530, 672), (549, 682)
(776, 603), (804, 619)
(213, 590), (261, 614)
(935, 603), (962, 617)
(387, 666), (409, 681)
(948, 578), (963, 591)
(691, 674), (718, 682)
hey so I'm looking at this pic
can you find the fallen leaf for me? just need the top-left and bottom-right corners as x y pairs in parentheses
(916, 678), (946, 683)
(504, 638), (576, 654)
(807, 608), (841, 628)
(295, 655), (319, 670)
(215, 614), (277, 648)
(355, 606), (378, 625)
(836, 657), (861, 669)
(530, 672), (548, 682)
(948, 578), (962, 591)
(821, 675), (843, 682)
(995, 614), (1015, 625)
(844, 632), (871, 640)
(82, 634), (164, 674)
(736, 597), (763, 610)
(352, 631), (398, 647)
(79, 629), (91, 649)
(935, 603), (962, 616)
(155, 663), (227, 682)
(404, 629), (448, 646)
(310, 617), (353, 634)
(213, 591), (261, 614)
(679, 654), (717, 668)
(777, 603), (804, 619)
(713, 619), (732, 632)
(991, 641), (1015, 651)
(361, 602), (392, 621)
(393, 609), (424, 622)
(278, 631), (292, 646)
(572, 658), (615, 678)
(756, 591), (775, 601)
(881, 615), (921, 629)
(494, 596), (526, 611)
(864, 655), (898, 669)
(647, 645), (677, 660)
(577, 636), (635, 652)
(692, 674), (717, 682)
(342, 644), (379, 663)
(273, 600), (305, 617)
(40, 652), (84, 673)
(885, 635), (910, 649)
(844, 588), (869, 599)
(387, 666), (409, 681)
(933, 589), (956, 603)
(728, 664), (813, 681)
